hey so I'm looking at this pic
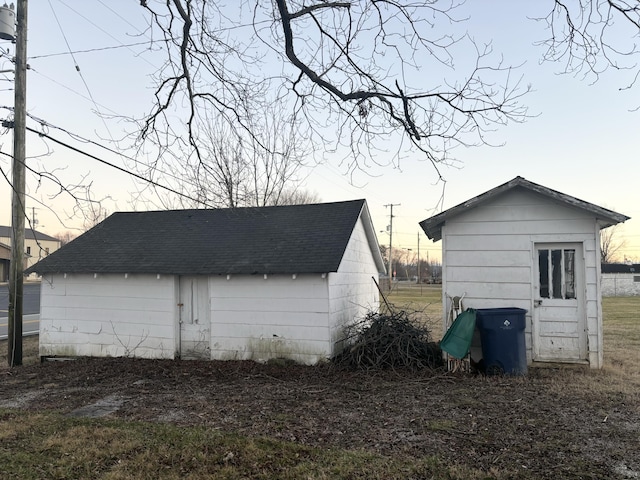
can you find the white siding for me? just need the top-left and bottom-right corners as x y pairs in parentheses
(37, 215), (382, 366)
(206, 218), (380, 365)
(328, 216), (380, 352)
(601, 274), (640, 296)
(39, 273), (177, 359)
(441, 189), (602, 367)
(209, 274), (332, 364)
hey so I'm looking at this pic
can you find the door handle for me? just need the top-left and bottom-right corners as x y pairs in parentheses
(534, 299), (543, 307)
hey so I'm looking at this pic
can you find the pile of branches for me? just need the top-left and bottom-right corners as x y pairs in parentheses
(333, 310), (443, 371)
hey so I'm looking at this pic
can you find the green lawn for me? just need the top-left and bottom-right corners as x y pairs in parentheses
(602, 296), (640, 377)
(382, 283), (444, 336)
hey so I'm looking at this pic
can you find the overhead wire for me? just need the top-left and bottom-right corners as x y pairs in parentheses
(22, 125), (215, 209)
(43, 0), (162, 199)
(47, 0), (114, 137)
(11, 107), (204, 193)
(28, 41), (152, 60)
(51, 0), (157, 68)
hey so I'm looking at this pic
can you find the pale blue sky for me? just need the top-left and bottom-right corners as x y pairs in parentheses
(0, 1), (637, 262)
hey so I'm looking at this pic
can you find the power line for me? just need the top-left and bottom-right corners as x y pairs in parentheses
(47, 0), (117, 145)
(28, 41), (151, 60)
(1, 101), (209, 207)
(15, 107), (204, 192)
(96, 0), (148, 34)
(52, 0), (157, 69)
(23, 125), (215, 208)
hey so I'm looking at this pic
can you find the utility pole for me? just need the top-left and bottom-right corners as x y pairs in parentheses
(384, 203), (400, 290)
(416, 231), (420, 284)
(8, 0), (28, 367)
(31, 206), (39, 227)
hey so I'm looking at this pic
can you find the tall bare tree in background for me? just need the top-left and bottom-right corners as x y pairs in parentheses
(53, 231), (76, 247)
(601, 224), (626, 264)
(143, 106), (316, 209)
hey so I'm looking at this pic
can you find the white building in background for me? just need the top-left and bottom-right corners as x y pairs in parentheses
(601, 264), (640, 297)
(0, 226), (61, 281)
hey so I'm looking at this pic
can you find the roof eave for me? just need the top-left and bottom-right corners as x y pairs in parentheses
(359, 201), (387, 274)
(419, 176), (631, 240)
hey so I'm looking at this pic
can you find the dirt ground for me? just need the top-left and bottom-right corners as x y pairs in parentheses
(1, 345), (639, 480)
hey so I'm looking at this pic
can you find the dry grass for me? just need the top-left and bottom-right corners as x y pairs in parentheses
(383, 286), (640, 398)
(0, 291), (638, 479)
(383, 283), (443, 337)
(0, 411), (453, 480)
(0, 335), (39, 369)
(603, 296), (640, 373)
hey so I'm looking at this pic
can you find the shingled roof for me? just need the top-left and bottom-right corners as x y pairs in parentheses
(0, 226), (60, 242)
(420, 176), (630, 242)
(27, 199), (384, 276)
(601, 263), (639, 274)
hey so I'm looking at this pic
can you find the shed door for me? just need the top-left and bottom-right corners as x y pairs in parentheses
(533, 243), (587, 362)
(178, 276), (211, 360)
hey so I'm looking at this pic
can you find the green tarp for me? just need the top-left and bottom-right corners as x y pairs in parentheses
(440, 308), (477, 359)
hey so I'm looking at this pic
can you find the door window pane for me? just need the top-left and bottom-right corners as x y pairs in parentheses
(551, 249), (562, 299)
(538, 249), (549, 298)
(538, 247), (577, 300)
(564, 249), (576, 299)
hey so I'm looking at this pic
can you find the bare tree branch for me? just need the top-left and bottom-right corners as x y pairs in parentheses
(136, 0), (531, 181)
(534, 0), (640, 89)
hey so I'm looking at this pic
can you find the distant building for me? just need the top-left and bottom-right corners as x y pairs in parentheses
(0, 226), (61, 281)
(601, 263), (640, 297)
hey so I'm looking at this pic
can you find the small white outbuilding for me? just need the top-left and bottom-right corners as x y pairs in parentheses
(27, 200), (385, 365)
(420, 177), (629, 369)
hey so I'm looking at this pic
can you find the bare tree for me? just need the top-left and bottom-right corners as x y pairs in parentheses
(535, 2), (640, 91)
(601, 224), (626, 264)
(1, 128), (111, 235)
(137, 1), (530, 182)
(138, 105), (311, 209)
(80, 188), (110, 231)
(53, 231), (77, 247)
(274, 188), (321, 206)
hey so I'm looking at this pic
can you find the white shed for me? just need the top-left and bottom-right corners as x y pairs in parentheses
(27, 200), (385, 365)
(419, 177), (629, 369)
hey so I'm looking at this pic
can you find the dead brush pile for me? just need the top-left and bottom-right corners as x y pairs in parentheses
(333, 310), (443, 370)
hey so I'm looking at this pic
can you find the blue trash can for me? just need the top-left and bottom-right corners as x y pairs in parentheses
(476, 308), (527, 375)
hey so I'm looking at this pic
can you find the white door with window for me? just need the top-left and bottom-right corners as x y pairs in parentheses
(533, 243), (587, 362)
(178, 276), (211, 359)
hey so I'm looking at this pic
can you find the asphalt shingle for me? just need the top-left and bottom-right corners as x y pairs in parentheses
(26, 200), (367, 275)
